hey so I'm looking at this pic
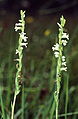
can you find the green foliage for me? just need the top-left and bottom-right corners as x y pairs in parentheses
(0, 10), (78, 119)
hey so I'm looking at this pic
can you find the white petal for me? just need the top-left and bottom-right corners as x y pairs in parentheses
(54, 43), (59, 50)
(62, 62), (66, 66)
(52, 43), (59, 51)
(62, 40), (68, 46)
(15, 23), (22, 26)
(61, 67), (67, 71)
(62, 56), (66, 61)
(62, 33), (69, 40)
(15, 26), (22, 31)
(14, 59), (19, 61)
(21, 43), (28, 48)
(54, 51), (59, 58)
(52, 46), (55, 51)
(16, 49), (19, 54)
(23, 36), (28, 42)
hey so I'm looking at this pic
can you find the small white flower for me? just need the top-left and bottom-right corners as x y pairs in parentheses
(15, 23), (22, 26)
(19, 20), (22, 22)
(19, 32), (26, 36)
(54, 43), (59, 50)
(15, 26), (22, 31)
(19, 32), (28, 42)
(23, 14), (25, 18)
(62, 33), (69, 40)
(62, 56), (66, 61)
(52, 43), (59, 51)
(23, 36), (28, 42)
(62, 61), (66, 66)
(61, 67), (67, 71)
(52, 46), (55, 51)
(16, 49), (19, 54)
(14, 59), (19, 61)
(21, 42), (28, 48)
(62, 56), (65, 59)
(54, 51), (59, 58)
(62, 40), (68, 46)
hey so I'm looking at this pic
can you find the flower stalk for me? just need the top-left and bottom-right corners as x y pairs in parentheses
(52, 16), (69, 119)
(11, 10), (28, 119)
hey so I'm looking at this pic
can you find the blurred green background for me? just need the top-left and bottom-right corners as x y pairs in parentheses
(0, 0), (78, 119)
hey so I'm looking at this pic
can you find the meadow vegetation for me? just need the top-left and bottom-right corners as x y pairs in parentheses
(0, 10), (78, 119)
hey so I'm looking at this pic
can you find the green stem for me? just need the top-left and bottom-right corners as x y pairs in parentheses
(55, 18), (63, 119)
(56, 100), (58, 119)
(11, 93), (17, 119)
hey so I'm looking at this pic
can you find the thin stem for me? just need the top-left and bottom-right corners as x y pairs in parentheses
(65, 75), (69, 119)
(56, 103), (58, 119)
(11, 93), (17, 119)
(55, 39), (62, 119)
(21, 85), (25, 119)
(56, 76), (60, 119)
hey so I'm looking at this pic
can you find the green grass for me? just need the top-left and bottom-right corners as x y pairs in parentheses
(0, 10), (78, 119)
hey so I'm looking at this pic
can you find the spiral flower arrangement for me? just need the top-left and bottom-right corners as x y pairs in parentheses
(11, 10), (28, 119)
(52, 16), (69, 119)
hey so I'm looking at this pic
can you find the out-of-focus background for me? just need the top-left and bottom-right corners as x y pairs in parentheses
(0, 0), (78, 119)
